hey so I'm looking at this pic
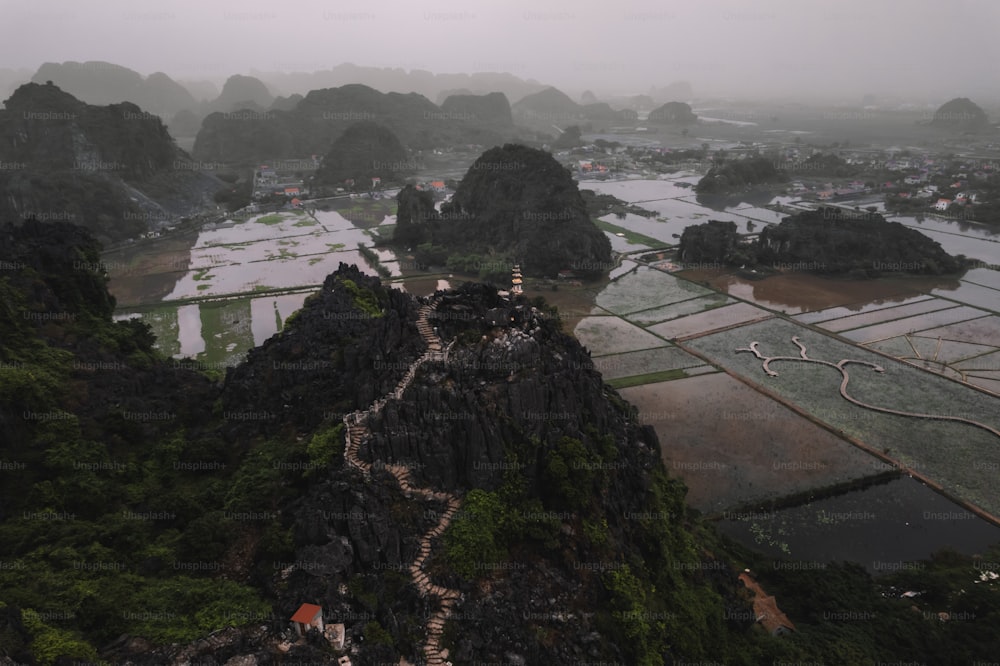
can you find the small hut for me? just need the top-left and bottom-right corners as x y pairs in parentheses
(290, 603), (324, 636)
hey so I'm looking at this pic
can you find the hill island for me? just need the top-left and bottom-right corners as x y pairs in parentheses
(678, 207), (970, 277)
(388, 143), (613, 280)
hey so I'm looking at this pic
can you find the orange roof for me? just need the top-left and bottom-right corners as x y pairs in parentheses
(291, 603), (322, 623)
(738, 573), (795, 633)
(431, 180), (445, 187)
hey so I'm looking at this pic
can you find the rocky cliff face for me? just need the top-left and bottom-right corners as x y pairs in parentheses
(0, 83), (221, 243)
(440, 92), (514, 128)
(438, 144), (613, 278)
(220, 264), (425, 440)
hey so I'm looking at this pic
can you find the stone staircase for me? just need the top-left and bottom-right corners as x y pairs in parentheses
(342, 296), (462, 666)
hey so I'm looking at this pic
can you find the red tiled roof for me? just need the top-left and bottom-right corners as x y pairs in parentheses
(291, 603), (322, 623)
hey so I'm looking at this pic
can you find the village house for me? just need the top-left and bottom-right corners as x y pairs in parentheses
(290, 603), (324, 637)
(935, 198), (952, 211)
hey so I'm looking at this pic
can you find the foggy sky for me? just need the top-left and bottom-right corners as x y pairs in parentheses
(3, 0), (999, 101)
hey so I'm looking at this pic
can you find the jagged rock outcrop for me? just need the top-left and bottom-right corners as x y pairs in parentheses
(0, 83), (221, 243)
(433, 143), (613, 278)
(679, 207), (968, 276)
(221, 264), (425, 439)
(511, 86), (586, 131)
(440, 92), (514, 127)
(314, 121), (413, 188)
(648, 100), (697, 124)
(209, 74), (274, 112)
(582, 102), (638, 123)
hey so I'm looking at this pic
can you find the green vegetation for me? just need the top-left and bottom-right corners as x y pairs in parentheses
(306, 422), (344, 473)
(389, 144), (613, 279)
(256, 213), (284, 225)
(0, 222), (321, 657)
(336, 276), (385, 318)
(607, 368), (689, 388)
(677, 220), (749, 265)
(593, 218), (665, 248)
(696, 156), (787, 195)
(315, 121), (412, 189)
(442, 489), (511, 578)
(21, 609), (98, 665)
(357, 243), (392, 278)
(581, 188), (659, 219)
(678, 208), (967, 276)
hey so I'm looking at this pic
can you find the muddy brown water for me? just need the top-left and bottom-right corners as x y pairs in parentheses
(103, 230), (198, 307)
(619, 373), (880, 514)
(678, 268), (957, 315)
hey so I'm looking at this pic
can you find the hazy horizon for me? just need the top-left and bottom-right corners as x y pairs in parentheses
(3, 0), (1000, 103)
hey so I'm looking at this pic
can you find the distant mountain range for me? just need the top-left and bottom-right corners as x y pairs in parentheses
(31, 61), (198, 120)
(192, 84), (520, 164)
(251, 63), (550, 106)
(510, 87), (638, 135)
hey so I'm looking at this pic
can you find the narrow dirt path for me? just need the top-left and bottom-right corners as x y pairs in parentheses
(342, 296), (461, 666)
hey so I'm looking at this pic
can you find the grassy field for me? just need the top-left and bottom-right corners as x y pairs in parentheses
(592, 218), (665, 248)
(607, 369), (689, 388)
(595, 266), (714, 315)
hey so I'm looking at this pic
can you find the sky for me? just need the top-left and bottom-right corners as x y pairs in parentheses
(3, 0), (999, 101)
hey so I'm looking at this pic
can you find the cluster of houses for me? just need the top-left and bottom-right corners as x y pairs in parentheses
(780, 147), (994, 213)
(413, 180), (447, 193)
(252, 158), (321, 205)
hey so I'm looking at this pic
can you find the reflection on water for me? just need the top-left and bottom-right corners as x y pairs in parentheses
(716, 476), (1000, 574)
(177, 304), (205, 357)
(680, 268), (955, 314)
(119, 292), (312, 367)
